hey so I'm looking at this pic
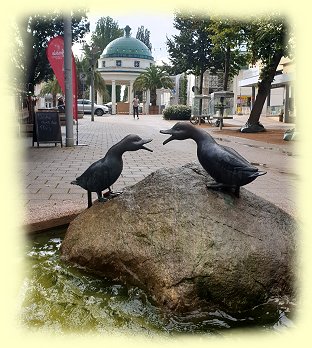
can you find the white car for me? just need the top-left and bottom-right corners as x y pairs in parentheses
(77, 99), (109, 116)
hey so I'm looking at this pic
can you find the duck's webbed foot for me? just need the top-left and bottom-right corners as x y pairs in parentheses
(98, 197), (108, 202)
(207, 182), (227, 190)
(104, 188), (123, 199)
(97, 191), (108, 203)
(206, 183), (240, 197)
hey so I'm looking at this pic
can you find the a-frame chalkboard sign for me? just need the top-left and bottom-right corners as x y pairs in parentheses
(33, 111), (63, 147)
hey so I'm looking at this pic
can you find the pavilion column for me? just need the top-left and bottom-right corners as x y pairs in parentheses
(97, 92), (103, 105)
(129, 81), (134, 115)
(112, 80), (116, 115)
(146, 89), (150, 115)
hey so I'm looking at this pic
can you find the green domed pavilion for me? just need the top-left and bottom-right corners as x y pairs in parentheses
(101, 25), (153, 61)
(97, 25), (155, 115)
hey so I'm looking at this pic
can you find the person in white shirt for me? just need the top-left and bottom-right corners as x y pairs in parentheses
(132, 95), (139, 119)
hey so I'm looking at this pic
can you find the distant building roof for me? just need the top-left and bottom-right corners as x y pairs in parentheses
(239, 73), (293, 88)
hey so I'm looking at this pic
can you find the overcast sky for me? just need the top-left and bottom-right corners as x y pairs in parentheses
(73, 12), (179, 64)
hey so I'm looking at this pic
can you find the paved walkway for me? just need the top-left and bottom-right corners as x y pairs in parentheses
(20, 113), (299, 232)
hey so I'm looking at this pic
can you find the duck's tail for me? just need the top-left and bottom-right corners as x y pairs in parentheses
(252, 171), (267, 178)
(71, 180), (78, 185)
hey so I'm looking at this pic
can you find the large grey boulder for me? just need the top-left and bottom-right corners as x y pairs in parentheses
(61, 163), (296, 314)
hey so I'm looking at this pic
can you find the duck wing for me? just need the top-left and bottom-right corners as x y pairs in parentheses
(86, 163), (113, 192)
(220, 144), (253, 167)
(199, 143), (260, 186)
(76, 160), (112, 192)
(216, 144), (259, 174)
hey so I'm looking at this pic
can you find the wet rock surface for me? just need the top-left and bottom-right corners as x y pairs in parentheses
(61, 163), (296, 314)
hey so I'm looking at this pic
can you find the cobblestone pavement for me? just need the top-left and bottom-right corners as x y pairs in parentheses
(20, 113), (299, 231)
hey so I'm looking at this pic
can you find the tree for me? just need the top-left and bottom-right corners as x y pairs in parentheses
(133, 65), (174, 106)
(166, 12), (222, 95)
(14, 10), (89, 93)
(88, 17), (124, 102)
(209, 17), (248, 91)
(136, 25), (152, 51)
(123, 86), (129, 102)
(179, 73), (188, 105)
(39, 77), (62, 106)
(90, 17), (123, 53)
(241, 15), (294, 132)
(75, 57), (90, 98)
(76, 57), (110, 101)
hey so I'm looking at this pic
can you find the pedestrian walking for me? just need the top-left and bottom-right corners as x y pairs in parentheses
(57, 96), (65, 112)
(133, 95), (139, 119)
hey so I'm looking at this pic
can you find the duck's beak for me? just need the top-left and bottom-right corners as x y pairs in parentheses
(140, 138), (153, 152)
(160, 128), (174, 145)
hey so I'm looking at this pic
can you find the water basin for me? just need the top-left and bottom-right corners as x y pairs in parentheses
(19, 228), (295, 336)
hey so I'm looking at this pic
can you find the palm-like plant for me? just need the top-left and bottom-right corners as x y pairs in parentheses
(133, 65), (174, 106)
(94, 71), (110, 101)
(76, 58), (110, 101)
(39, 77), (62, 106)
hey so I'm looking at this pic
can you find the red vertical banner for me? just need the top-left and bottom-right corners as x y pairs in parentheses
(46, 36), (65, 92)
(46, 35), (78, 120)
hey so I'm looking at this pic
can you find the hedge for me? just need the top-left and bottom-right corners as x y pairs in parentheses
(162, 105), (191, 120)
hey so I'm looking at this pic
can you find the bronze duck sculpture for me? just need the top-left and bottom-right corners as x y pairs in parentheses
(71, 134), (153, 207)
(160, 122), (266, 197)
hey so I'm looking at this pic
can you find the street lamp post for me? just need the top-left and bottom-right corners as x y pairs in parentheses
(88, 47), (101, 122)
(81, 44), (100, 122)
(90, 58), (95, 122)
(63, 15), (74, 147)
(76, 72), (87, 146)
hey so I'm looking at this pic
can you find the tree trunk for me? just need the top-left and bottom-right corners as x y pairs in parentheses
(242, 52), (283, 132)
(151, 89), (157, 106)
(223, 45), (231, 91)
(199, 69), (204, 115)
(199, 69), (204, 95)
(24, 28), (36, 94)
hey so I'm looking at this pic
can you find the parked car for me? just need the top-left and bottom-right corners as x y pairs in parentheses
(104, 102), (112, 114)
(77, 99), (109, 116)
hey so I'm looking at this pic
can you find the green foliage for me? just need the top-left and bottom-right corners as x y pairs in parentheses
(166, 13), (250, 92)
(39, 77), (62, 96)
(75, 58), (109, 100)
(179, 73), (188, 105)
(163, 105), (191, 120)
(94, 71), (109, 101)
(241, 14), (294, 125)
(166, 12), (220, 81)
(75, 58), (89, 98)
(134, 65), (174, 105)
(122, 86), (129, 102)
(14, 10), (89, 92)
(90, 17), (123, 53)
(38, 77), (62, 107)
(136, 26), (152, 51)
(208, 17), (249, 90)
(244, 15), (294, 81)
(166, 12), (294, 125)
(77, 16), (124, 102)
(105, 85), (122, 102)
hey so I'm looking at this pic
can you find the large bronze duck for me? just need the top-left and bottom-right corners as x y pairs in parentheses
(160, 122), (266, 197)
